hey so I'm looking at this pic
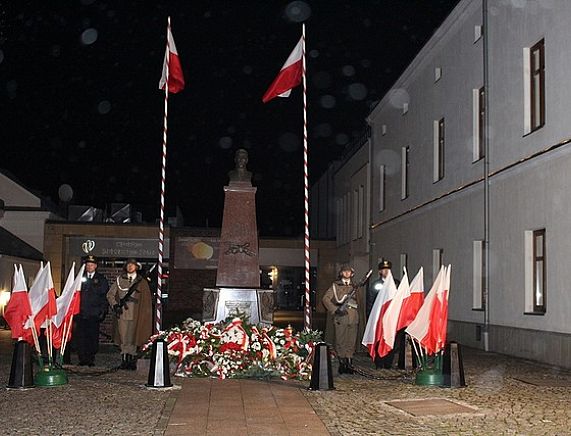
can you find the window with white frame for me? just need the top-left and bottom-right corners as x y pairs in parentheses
(433, 119), (445, 182)
(472, 87), (485, 162)
(524, 229), (546, 314)
(400, 253), (408, 279)
(352, 189), (358, 241)
(472, 240), (485, 309)
(432, 248), (443, 280)
(379, 164), (385, 212)
(357, 185), (364, 239)
(435, 67), (442, 82)
(474, 25), (482, 43)
(523, 39), (545, 134)
(401, 146), (409, 200)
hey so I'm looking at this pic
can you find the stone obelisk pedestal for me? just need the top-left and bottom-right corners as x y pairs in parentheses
(216, 182), (260, 288)
(202, 149), (274, 325)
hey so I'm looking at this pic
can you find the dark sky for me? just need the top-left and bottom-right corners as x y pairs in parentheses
(1, 0), (460, 236)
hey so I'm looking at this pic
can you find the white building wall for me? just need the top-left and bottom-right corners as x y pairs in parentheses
(0, 173), (42, 208)
(1, 210), (55, 252)
(362, 0), (571, 366)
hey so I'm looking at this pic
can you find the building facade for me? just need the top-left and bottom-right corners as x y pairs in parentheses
(314, 0), (571, 367)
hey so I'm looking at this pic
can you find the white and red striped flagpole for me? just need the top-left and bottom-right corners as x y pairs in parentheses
(155, 16), (171, 334)
(302, 23), (311, 331)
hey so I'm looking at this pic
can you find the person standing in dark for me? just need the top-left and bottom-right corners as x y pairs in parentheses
(76, 255), (109, 366)
(368, 259), (407, 370)
(322, 265), (362, 375)
(107, 258), (152, 370)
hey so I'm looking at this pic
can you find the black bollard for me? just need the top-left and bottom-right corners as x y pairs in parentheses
(146, 338), (172, 388)
(442, 341), (466, 388)
(7, 340), (35, 389)
(308, 342), (335, 391)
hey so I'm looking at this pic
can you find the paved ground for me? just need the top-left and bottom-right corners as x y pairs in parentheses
(2, 328), (571, 435)
(305, 349), (571, 435)
(163, 378), (328, 436)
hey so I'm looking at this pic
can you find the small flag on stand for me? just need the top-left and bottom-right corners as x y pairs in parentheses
(4, 265), (32, 340)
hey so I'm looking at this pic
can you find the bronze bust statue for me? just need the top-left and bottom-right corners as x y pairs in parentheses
(228, 148), (252, 183)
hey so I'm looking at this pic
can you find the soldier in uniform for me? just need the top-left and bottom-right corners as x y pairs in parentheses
(368, 259), (406, 369)
(367, 258), (400, 317)
(322, 264), (362, 374)
(107, 258), (152, 370)
(76, 255), (109, 366)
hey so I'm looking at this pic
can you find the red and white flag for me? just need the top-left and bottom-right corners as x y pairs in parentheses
(262, 36), (303, 103)
(361, 270), (398, 359)
(378, 270), (410, 357)
(406, 266), (448, 354)
(4, 265), (32, 340)
(425, 265), (450, 354)
(397, 267), (424, 331)
(52, 264), (84, 349)
(26, 262), (57, 333)
(158, 20), (185, 94)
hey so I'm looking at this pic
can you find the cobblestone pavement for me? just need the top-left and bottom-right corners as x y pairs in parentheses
(0, 331), (170, 436)
(304, 347), (571, 435)
(2, 328), (571, 435)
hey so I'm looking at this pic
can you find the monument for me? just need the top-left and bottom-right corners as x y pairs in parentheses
(203, 149), (274, 324)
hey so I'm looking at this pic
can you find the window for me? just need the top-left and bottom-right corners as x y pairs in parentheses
(530, 40), (545, 131)
(403, 103), (409, 115)
(524, 229), (546, 314)
(401, 146), (409, 200)
(433, 118), (445, 182)
(432, 248), (443, 280)
(352, 189), (358, 241)
(357, 185), (364, 239)
(472, 240), (485, 309)
(524, 39), (545, 134)
(472, 87), (485, 162)
(379, 165), (385, 212)
(474, 25), (482, 43)
(336, 198), (342, 243)
(381, 124), (387, 136)
(400, 253), (408, 279)
(435, 67), (442, 82)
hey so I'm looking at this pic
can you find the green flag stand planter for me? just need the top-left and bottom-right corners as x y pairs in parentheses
(35, 365), (68, 387)
(415, 353), (444, 386)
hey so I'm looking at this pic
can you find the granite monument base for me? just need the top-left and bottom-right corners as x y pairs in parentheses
(203, 288), (274, 325)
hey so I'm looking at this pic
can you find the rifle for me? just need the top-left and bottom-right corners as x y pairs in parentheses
(112, 263), (157, 316)
(334, 269), (373, 316)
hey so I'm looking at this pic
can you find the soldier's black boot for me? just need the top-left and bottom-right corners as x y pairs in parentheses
(346, 358), (355, 374)
(127, 354), (137, 371)
(120, 354), (128, 369)
(338, 358), (346, 375)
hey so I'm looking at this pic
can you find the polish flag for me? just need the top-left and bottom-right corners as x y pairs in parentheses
(361, 270), (398, 359)
(262, 36), (303, 103)
(158, 19), (185, 94)
(52, 264), (84, 349)
(405, 266), (447, 355)
(378, 270), (410, 357)
(425, 265), (450, 354)
(4, 265), (32, 340)
(397, 267), (425, 331)
(26, 262), (57, 333)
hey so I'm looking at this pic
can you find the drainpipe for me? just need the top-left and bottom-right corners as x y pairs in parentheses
(482, 0), (490, 352)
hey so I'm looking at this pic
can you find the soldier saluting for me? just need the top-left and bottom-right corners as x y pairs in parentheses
(106, 258), (152, 370)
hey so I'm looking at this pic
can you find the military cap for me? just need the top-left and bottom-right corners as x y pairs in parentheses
(84, 255), (98, 264)
(378, 258), (392, 270)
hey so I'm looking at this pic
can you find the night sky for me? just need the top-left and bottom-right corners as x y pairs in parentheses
(1, 0), (460, 236)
